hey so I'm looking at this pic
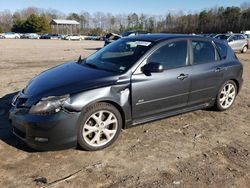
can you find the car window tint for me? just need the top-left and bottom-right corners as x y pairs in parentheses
(192, 41), (216, 64)
(148, 41), (187, 69)
(215, 42), (227, 60)
(231, 35), (238, 41)
(238, 35), (245, 40)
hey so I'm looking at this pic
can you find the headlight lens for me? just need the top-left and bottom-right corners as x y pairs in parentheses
(29, 94), (69, 115)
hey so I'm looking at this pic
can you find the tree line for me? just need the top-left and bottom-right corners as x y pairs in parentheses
(0, 2), (250, 35)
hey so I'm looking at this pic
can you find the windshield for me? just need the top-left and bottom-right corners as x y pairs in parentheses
(215, 34), (230, 40)
(84, 39), (154, 73)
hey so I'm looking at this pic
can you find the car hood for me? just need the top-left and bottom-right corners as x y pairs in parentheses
(24, 61), (119, 102)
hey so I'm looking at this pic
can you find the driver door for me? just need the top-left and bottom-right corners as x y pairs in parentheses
(131, 40), (192, 121)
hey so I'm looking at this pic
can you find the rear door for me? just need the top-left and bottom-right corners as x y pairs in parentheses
(228, 35), (238, 50)
(188, 39), (225, 106)
(237, 35), (247, 50)
(131, 39), (192, 121)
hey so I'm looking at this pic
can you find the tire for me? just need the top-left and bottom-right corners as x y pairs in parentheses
(215, 80), (237, 111)
(77, 102), (122, 151)
(241, 46), (248, 53)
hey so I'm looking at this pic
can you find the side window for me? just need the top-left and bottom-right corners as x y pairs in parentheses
(215, 42), (227, 60)
(238, 35), (245, 40)
(192, 41), (216, 64)
(148, 40), (187, 69)
(230, 35), (238, 41)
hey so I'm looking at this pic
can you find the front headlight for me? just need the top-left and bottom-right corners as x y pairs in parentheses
(29, 94), (69, 115)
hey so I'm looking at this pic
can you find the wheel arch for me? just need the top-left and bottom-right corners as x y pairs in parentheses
(230, 78), (240, 94)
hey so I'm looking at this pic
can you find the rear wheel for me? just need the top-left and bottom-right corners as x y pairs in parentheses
(241, 46), (248, 53)
(215, 80), (237, 111)
(78, 103), (122, 151)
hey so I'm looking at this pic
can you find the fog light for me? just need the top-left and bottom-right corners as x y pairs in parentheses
(35, 137), (49, 143)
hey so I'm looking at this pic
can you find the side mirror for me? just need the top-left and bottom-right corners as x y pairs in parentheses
(141, 62), (164, 74)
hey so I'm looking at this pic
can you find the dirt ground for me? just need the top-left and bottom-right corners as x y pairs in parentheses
(0, 39), (249, 188)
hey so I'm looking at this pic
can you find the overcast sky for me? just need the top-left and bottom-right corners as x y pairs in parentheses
(0, 0), (248, 14)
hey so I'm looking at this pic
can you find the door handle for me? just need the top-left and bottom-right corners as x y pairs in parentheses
(215, 67), (224, 73)
(177, 73), (189, 80)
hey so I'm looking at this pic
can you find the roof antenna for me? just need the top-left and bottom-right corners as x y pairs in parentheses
(77, 55), (82, 63)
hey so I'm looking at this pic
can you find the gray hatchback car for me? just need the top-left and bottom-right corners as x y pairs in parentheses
(10, 34), (243, 151)
(215, 34), (248, 53)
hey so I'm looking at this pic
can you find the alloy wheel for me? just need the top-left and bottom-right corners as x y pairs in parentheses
(243, 46), (247, 53)
(219, 83), (236, 109)
(82, 110), (118, 147)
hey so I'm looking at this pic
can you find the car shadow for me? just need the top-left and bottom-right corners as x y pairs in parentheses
(84, 47), (102, 51)
(0, 92), (36, 152)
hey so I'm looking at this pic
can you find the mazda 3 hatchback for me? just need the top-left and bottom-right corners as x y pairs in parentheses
(9, 34), (243, 151)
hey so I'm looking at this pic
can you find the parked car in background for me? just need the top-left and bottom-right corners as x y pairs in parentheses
(104, 33), (121, 46)
(21, 33), (40, 39)
(104, 30), (149, 46)
(10, 34), (243, 151)
(40, 34), (61, 40)
(40, 34), (49, 39)
(0, 33), (4, 39)
(243, 31), (250, 47)
(64, 34), (83, 41)
(121, 30), (149, 37)
(215, 33), (248, 53)
(1, 32), (20, 39)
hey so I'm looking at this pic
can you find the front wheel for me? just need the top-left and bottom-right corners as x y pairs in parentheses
(241, 46), (248, 53)
(78, 103), (122, 151)
(215, 80), (237, 111)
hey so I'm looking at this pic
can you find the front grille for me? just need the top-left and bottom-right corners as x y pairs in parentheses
(13, 127), (26, 139)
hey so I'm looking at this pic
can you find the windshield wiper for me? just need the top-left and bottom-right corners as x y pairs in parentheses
(84, 61), (120, 73)
(84, 62), (99, 69)
(77, 55), (82, 63)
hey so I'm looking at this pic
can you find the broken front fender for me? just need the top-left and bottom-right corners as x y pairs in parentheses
(63, 84), (132, 128)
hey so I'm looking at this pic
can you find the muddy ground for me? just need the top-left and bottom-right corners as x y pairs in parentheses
(0, 39), (249, 188)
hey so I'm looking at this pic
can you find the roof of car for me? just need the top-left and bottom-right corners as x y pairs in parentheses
(126, 33), (214, 42)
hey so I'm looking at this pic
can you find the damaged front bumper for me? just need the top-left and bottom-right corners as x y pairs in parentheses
(9, 107), (81, 151)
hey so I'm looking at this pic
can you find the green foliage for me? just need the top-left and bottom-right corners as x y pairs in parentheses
(11, 14), (51, 33)
(241, 8), (250, 29)
(0, 26), (3, 33)
(39, 16), (51, 33)
(12, 19), (25, 33)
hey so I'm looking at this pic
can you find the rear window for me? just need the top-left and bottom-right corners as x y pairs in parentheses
(215, 42), (227, 60)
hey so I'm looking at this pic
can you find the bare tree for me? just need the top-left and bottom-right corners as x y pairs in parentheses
(0, 10), (13, 31)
